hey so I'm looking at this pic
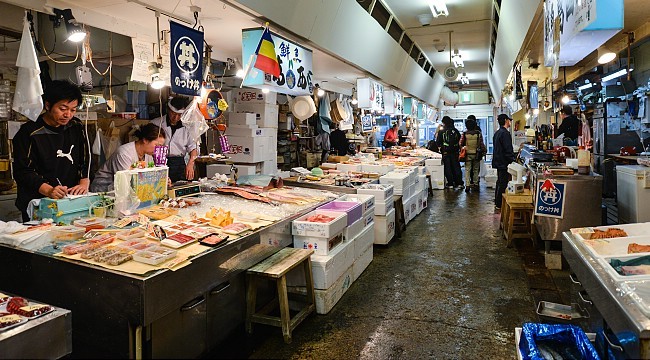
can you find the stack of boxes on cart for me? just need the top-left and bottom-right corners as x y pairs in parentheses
(207, 89), (279, 177)
(358, 184), (395, 245)
(425, 157), (445, 189)
(288, 197), (375, 314)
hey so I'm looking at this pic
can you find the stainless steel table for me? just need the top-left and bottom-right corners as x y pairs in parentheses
(0, 199), (332, 358)
(563, 231), (650, 358)
(0, 303), (71, 359)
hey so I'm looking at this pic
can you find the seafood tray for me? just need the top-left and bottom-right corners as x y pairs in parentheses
(133, 246), (177, 265)
(116, 228), (146, 241)
(536, 301), (589, 321)
(602, 254), (650, 281)
(161, 233), (197, 248)
(51, 225), (86, 241)
(292, 210), (347, 238)
(199, 234), (230, 247)
(3, 297), (54, 320)
(583, 235), (650, 258)
(317, 201), (363, 226)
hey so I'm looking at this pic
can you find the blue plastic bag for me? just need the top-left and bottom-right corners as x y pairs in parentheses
(520, 323), (600, 360)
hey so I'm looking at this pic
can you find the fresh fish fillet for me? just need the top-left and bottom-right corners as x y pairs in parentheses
(214, 187), (274, 204)
(621, 265), (650, 275)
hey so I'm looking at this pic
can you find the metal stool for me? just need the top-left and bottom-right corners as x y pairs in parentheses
(246, 248), (315, 344)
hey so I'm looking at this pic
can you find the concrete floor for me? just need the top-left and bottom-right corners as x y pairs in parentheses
(210, 186), (574, 359)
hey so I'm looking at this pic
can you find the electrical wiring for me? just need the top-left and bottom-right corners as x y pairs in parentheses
(41, 36), (80, 64)
(82, 28), (112, 77)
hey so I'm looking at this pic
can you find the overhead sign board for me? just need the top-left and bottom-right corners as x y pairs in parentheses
(357, 78), (384, 111)
(383, 90), (403, 115)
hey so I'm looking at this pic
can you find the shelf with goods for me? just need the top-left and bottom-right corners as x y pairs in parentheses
(277, 129), (297, 171)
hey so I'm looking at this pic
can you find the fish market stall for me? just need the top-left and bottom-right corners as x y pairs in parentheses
(0, 293), (71, 359)
(563, 223), (650, 358)
(0, 186), (338, 358)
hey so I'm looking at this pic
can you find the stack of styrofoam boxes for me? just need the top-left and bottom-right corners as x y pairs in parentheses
(219, 112), (275, 173)
(360, 162), (395, 175)
(232, 88), (279, 174)
(395, 166), (420, 223)
(381, 169), (415, 224)
(259, 220), (293, 247)
(336, 162), (362, 174)
(425, 158), (445, 190)
(358, 184), (395, 245)
(338, 194), (376, 281)
(416, 171), (428, 215)
(485, 167), (498, 188)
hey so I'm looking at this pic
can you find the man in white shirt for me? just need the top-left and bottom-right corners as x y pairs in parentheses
(150, 96), (198, 182)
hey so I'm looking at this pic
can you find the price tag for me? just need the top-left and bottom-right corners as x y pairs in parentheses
(20, 305), (48, 312)
(0, 314), (21, 322)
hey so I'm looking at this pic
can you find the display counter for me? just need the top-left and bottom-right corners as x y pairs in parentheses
(528, 166), (602, 250)
(0, 196), (334, 358)
(563, 231), (650, 358)
(0, 296), (71, 359)
(282, 177), (378, 194)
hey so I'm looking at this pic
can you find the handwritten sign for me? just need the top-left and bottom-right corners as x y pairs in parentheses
(384, 90), (404, 115)
(242, 28), (314, 96)
(130, 38), (171, 85)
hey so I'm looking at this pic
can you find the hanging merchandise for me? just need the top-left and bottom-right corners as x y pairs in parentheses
(288, 95), (317, 121)
(92, 128), (102, 155)
(169, 21), (204, 96)
(180, 99), (209, 144)
(13, 12), (43, 121)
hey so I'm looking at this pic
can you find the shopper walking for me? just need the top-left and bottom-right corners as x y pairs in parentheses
(436, 116), (463, 189)
(460, 117), (486, 192)
(493, 114), (515, 209)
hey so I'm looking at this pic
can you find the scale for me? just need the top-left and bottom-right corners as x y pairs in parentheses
(168, 181), (201, 198)
(507, 163), (526, 194)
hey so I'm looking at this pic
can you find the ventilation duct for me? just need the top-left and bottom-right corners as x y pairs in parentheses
(440, 86), (459, 105)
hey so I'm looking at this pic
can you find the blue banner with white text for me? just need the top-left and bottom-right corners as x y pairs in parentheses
(170, 21), (203, 96)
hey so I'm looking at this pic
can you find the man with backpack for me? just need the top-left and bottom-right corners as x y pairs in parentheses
(460, 117), (486, 192)
(436, 116), (463, 189)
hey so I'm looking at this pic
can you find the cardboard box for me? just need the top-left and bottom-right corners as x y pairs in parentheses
(374, 196), (395, 216)
(353, 224), (374, 260)
(233, 88), (277, 104)
(234, 102), (279, 128)
(206, 163), (262, 178)
(293, 232), (343, 257)
(226, 112), (257, 126)
(292, 210), (347, 238)
(352, 244), (373, 282)
(226, 135), (274, 163)
(374, 208), (396, 245)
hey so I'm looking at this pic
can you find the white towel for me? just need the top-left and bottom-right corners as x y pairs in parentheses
(12, 12), (43, 121)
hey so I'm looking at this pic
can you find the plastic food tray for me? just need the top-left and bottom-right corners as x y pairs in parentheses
(51, 225), (86, 241)
(584, 235), (650, 258)
(1, 299), (54, 320)
(116, 228), (146, 241)
(601, 254), (650, 281)
(161, 233), (197, 248)
(536, 301), (589, 321)
(576, 223), (650, 241)
(133, 246), (177, 265)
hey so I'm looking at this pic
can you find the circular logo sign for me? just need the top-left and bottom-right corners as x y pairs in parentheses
(173, 36), (200, 74)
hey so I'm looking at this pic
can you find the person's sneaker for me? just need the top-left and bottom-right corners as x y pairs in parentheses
(465, 186), (470, 193)
(446, 185), (454, 189)
(495, 205), (501, 210)
(456, 185), (464, 190)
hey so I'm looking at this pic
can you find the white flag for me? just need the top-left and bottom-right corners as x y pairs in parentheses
(12, 12), (43, 121)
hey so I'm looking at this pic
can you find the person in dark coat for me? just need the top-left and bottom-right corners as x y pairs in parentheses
(492, 114), (516, 209)
(436, 116), (463, 189)
(330, 125), (353, 156)
(556, 105), (579, 146)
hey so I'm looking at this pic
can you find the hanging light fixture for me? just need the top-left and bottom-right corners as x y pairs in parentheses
(53, 8), (86, 42)
(428, 0), (449, 17)
(561, 94), (571, 104)
(452, 49), (464, 68)
(149, 11), (166, 89)
(351, 87), (358, 105)
(597, 46), (616, 64)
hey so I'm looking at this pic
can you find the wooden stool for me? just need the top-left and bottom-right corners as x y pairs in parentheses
(246, 248), (315, 344)
(393, 195), (407, 238)
(503, 201), (535, 248)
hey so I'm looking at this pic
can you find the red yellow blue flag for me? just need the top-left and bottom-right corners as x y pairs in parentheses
(253, 26), (281, 78)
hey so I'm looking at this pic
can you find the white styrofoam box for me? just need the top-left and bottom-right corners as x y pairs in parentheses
(362, 207), (375, 228)
(394, 184), (412, 199)
(431, 177), (445, 190)
(234, 102), (279, 128)
(313, 266), (353, 314)
(260, 230), (292, 247)
(262, 158), (278, 175)
(338, 194), (375, 214)
(225, 127), (275, 137)
(417, 166), (426, 175)
(417, 190), (426, 214)
(318, 201), (363, 226)
(226, 135), (274, 163)
(286, 239), (354, 290)
(422, 192), (428, 209)
(361, 163), (395, 175)
(353, 224), (374, 260)
(374, 196), (395, 216)
(357, 184), (394, 202)
(342, 218), (364, 241)
(226, 112), (257, 126)
(405, 195), (417, 223)
(206, 163), (262, 178)
(352, 244), (373, 282)
(392, 167), (417, 186)
(293, 231), (343, 256)
(425, 158), (442, 166)
(374, 209), (396, 245)
(380, 172), (410, 190)
(416, 175), (427, 192)
(321, 162), (338, 170)
(233, 88), (277, 104)
(484, 168), (498, 177)
(427, 165), (444, 177)
(336, 163), (362, 173)
(292, 210), (347, 238)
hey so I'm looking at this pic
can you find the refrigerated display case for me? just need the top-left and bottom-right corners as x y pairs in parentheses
(616, 165), (650, 223)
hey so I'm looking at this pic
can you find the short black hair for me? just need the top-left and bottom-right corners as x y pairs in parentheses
(169, 95), (191, 112)
(497, 113), (512, 126)
(465, 118), (477, 130)
(42, 80), (83, 110)
(134, 123), (166, 141)
(561, 105), (573, 116)
(467, 115), (477, 121)
(442, 116), (453, 127)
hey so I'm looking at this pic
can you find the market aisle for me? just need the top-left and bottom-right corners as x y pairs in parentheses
(211, 186), (539, 359)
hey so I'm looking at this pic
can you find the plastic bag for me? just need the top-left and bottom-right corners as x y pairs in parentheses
(101, 121), (121, 160)
(180, 99), (209, 144)
(519, 323), (599, 360)
(92, 128), (102, 155)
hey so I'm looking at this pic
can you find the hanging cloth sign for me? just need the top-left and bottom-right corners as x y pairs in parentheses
(534, 179), (567, 219)
(170, 21), (204, 96)
(356, 78), (384, 111)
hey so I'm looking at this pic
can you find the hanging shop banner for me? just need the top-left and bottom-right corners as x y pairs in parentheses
(383, 90), (403, 115)
(534, 179), (567, 219)
(169, 21), (204, 96)
(543, 0), (623, 67)
(357, 78), (384, 111)
(242, 28), (313, 96)
(361, 114), (374, 132)
(130, 37), (171, 86)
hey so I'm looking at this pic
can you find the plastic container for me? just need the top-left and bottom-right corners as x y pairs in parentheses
(133, 246), (177, 265)
(317, 201), (363, 226)
(73, 217), (108, 232)
(51, 226), (85, 241)
(161, 233), (197, 248)
(116, 228), (146, 241)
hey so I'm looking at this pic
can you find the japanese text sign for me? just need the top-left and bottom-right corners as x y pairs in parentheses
(170, 21), (204, 96)
(242, 28), (314, 96)
(357, 78), (384, 111)
(534, 179), (566, 219)
(383, 90), (403, 115)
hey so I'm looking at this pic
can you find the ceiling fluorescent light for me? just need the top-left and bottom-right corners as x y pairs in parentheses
(578, 83), (593, 91)
(460, 73), (469, 85)
(428, 0), (449, 17)
(452, 50), (463, 68)
(602, 68), (632, 82)
(597, 46), (616, 64)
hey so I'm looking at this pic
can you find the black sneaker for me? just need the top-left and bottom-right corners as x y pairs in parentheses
(465, 186), (470, 193)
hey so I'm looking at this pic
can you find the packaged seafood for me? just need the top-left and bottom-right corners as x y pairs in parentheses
(147, 246), (178, 257)
(80, 246), (109, 260)
(189, 217), (211, 225)
(6, 297), (53, 318)
(167, 222), (195, 231)
(63, 241), (101, 256)
(116, 228), (146, 241)
(0, 312), (27, 331)
(221, 222), (252, 235)
(161, 233), (197, 248)
(87, 233), (115, 245)
(182, 227), (216, 239)
(199, 234), (229, 247)
(51, 225), (86, 241)
(94, 248), (123, 263)
(133, 247), (177, 265)
(0, 293), (9, 304)
(105, 252), (133, 266)
(123, 241), (157, 251)
(73, 217), (107, 232)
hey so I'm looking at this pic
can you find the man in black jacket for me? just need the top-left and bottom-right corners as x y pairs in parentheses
(492, 114), (515, 209)
(556, 105), (579, 145)
(13, 80), (89, 221)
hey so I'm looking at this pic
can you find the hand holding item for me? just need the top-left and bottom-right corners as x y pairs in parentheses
(48, 185), (68, 199)
(68, 178), (90, 195)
